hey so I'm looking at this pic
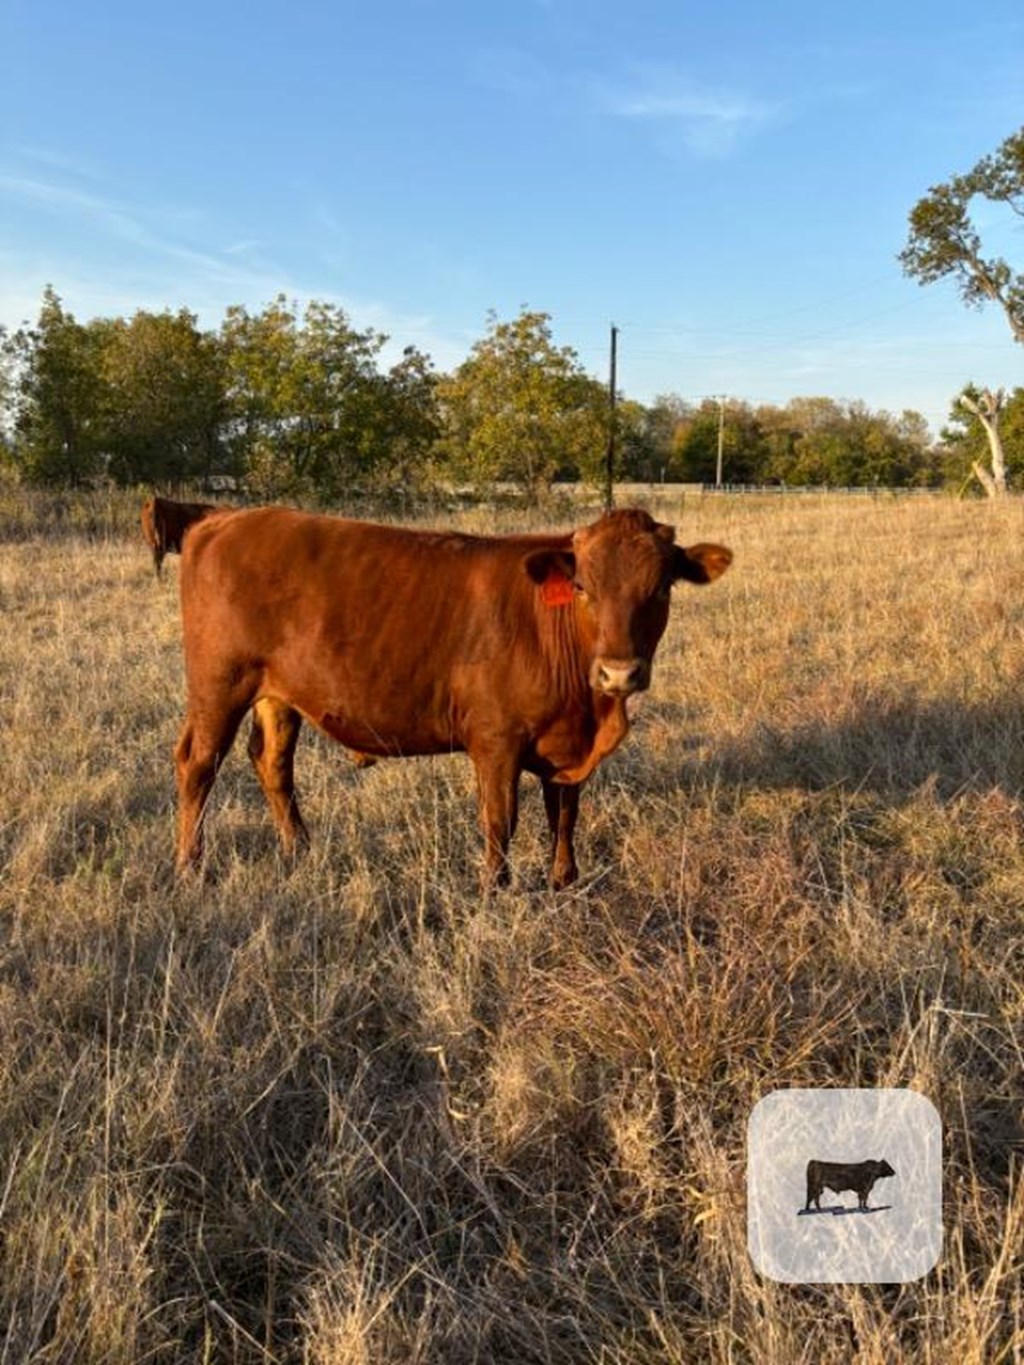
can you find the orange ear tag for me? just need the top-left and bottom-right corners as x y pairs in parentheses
(541, 573), (575, 607)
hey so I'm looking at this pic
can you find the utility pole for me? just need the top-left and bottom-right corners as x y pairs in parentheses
(604, 323), (618, 511)
(715, 395), (726, 489)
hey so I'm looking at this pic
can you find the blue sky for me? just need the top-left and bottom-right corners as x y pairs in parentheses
(2, 0), (1022, 435)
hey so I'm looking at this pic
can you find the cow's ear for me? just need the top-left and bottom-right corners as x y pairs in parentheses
(672, 542), (732, 585)
(524, 548), (576, 585)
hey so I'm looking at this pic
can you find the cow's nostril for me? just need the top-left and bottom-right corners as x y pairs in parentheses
(593, 658), (648, 695)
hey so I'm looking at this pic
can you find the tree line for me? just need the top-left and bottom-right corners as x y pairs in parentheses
(0, 289), (1020, 501)
(2, 123), (1022, 501)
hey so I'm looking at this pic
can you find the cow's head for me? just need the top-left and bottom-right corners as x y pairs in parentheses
(526, 509), (732, 697)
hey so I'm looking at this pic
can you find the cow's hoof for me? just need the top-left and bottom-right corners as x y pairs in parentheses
(549, 863), (578, 892)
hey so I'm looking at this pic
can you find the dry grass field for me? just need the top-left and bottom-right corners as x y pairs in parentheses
(0, 487), (1022, 1363)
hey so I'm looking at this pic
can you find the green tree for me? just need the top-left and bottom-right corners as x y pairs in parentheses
(615, 393), (712, 483)
(754, 398), (934, 487)
(435, 310), (606, 497)
(362, 344), (440, 493)
(756, 404), (804, 482)
(612, 399), (661, 482)
(900, 126), (1024, 343)
(99, 308), (226, 486)
(3, 287), (106, 486)
(639, 394), (692, 481)
(220, 296), (389, 501)
(671, 398), (768, 485)
(893, 409), (941, 487)
(851, 402), (935, 485)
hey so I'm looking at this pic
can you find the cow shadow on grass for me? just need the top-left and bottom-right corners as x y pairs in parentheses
(797, 1205), (892, 1217)
(631, 689), (1024, 804)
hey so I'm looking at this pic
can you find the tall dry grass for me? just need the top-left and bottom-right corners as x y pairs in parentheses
(0, 489), (1021, 1363)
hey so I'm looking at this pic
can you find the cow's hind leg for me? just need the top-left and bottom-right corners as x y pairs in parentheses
(470, 747), (521, 889)
(248, 697), (309, 859)
(175, 704), (247, 872)
(541, 776), (580, 890)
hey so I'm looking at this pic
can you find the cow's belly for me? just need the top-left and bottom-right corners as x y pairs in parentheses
(314, 705), (461, 758)
(261, 651), (605, 773)
(262, 656), (460, 757)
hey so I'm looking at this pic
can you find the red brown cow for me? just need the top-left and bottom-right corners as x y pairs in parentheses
(174, 506), (731, 887)
(140, 496), (224, 576)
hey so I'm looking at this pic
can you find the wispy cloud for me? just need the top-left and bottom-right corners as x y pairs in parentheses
(223, 239), (263, 257)
(0, 173), (267, 287)
(13, 145), (103, 180)
(0, 166), (469, 372)
(599, 66), (782, 158)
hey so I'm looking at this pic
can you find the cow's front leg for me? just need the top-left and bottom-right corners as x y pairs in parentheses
(541, 776), (580, 889)
(470, 746), (521, 889)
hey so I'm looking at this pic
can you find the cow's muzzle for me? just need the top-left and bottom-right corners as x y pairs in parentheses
(591, 657), (651, 696)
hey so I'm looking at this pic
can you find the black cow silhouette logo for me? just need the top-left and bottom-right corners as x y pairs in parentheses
(805, 1158), (895, 1211)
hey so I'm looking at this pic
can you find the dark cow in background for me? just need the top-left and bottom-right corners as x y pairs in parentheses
(174, 506), (732, 887)
(140, 496), (224, 576)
